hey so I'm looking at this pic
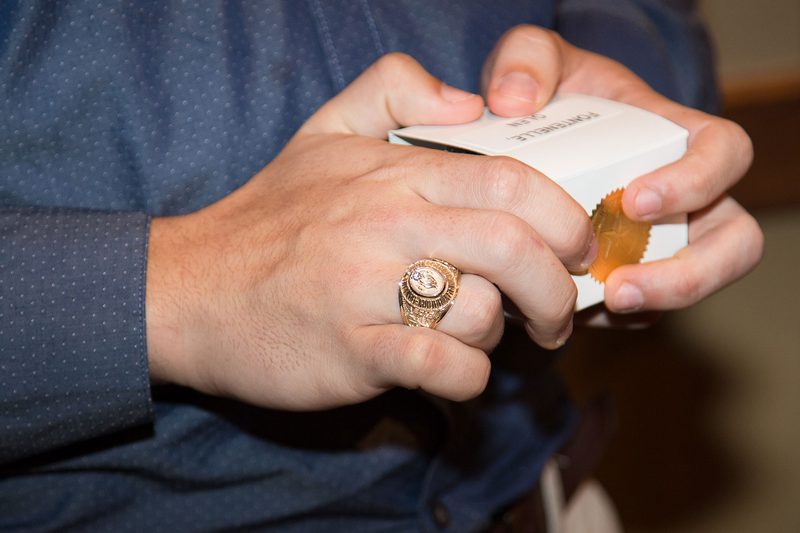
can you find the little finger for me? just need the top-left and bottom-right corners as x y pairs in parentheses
(604, 198), (763, 312)
(623, 110), (753, 222)
(353, 324), (491, 401)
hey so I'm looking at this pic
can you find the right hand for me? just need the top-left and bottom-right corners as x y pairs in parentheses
(481, 25), (762, 325)
(146, 53), (595, 410)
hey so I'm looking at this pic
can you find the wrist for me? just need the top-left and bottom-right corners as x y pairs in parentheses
(145, 215), (199, 387)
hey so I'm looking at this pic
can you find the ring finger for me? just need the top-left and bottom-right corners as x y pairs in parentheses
(434, 273), (505, 352)
(351, 206), (576, 349)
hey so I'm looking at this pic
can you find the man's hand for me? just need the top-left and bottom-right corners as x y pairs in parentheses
(145, 54), (596, 410)
(482, 25), (763, 323)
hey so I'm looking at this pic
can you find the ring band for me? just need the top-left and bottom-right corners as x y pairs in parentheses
(399, 259), (460, 329)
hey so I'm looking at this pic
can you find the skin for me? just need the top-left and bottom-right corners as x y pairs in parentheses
(482, 26), (763, 326)
(146, 27), (763, 410)
(147, 53), (594, 410)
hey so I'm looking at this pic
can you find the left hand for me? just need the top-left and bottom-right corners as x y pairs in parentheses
(481, 25), (763, 325)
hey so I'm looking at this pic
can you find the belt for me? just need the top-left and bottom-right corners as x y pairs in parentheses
(487, 395), (617, 533)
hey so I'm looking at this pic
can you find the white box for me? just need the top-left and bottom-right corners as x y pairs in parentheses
(389, 93), (688, 310)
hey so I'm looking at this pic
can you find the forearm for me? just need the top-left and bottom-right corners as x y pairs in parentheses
(0, 208), (153, 463)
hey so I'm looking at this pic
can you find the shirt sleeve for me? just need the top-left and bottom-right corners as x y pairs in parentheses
(555, 0), (720, 112)
(0, 208), (154, 464)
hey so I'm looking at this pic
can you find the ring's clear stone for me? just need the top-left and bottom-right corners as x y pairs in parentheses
(409, 267), (445, 297)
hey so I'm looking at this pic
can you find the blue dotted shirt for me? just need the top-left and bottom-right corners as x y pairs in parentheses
(0, 1), (716, 531)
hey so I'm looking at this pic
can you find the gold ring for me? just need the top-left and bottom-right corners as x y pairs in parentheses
(399, 259), (460, 329)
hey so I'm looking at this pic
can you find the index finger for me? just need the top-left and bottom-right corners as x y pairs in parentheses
(558, 46), (754, 222)
(301, 53), (484, 138)
(621, 107), (753, 222)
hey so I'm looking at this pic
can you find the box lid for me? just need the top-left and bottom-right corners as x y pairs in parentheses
(389, 93), (687, 182)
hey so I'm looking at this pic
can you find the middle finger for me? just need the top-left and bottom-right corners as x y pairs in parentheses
(397, 148), (597, 274)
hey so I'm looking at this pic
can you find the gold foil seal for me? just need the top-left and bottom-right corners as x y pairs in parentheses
(589, 188), (651, 283)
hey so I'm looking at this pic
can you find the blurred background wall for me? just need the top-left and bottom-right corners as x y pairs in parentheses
(700, 0), (800, 100)
(561, 2), (800, 532)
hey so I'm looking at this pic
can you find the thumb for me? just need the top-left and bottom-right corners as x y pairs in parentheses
(301, 52), (484, 138)
(481, 25), (566, 117)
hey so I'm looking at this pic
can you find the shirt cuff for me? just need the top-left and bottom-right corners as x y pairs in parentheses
(0, 208), (154, 464)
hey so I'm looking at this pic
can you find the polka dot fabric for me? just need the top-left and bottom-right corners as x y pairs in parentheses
(0, 1), (717, 530)
(0, 209), (150, 462)
(0, 2), (334, 215)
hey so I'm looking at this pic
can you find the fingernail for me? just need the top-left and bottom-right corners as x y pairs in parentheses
(634, 187), (662, 218)
(495, 72), (538, 104)
(554, 320), (574, 348)
(440, 83), (478, 103)
(613, 282), (644, 313)
(579, 236), (599, 272)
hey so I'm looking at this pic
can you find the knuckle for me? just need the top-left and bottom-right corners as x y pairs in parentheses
(750, 219), (765, 263)
(402, 333), (444, 379)
(402, 332), (490, 400)
(524, 283), (575, 348)
(506, 24), (561, 50)
(566, 218), (595, 263)
(692, 118), (753, 196)
(483, 214), (540, 269)
(458, 283), (502, 333)
(681, 153), (719, 206)
(674, 272), (703, 304)
(373, 52), (418, 83)
(484, 155), (531, 182)
(548, 281), (578, 325)
(726, 119), (754, 171)
(740, 212), (765, 267)
(480, 156), (531, 209)
(464, 356), (491, 399)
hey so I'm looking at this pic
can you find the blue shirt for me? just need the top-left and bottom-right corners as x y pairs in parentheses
(0, 1), (716, 531)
